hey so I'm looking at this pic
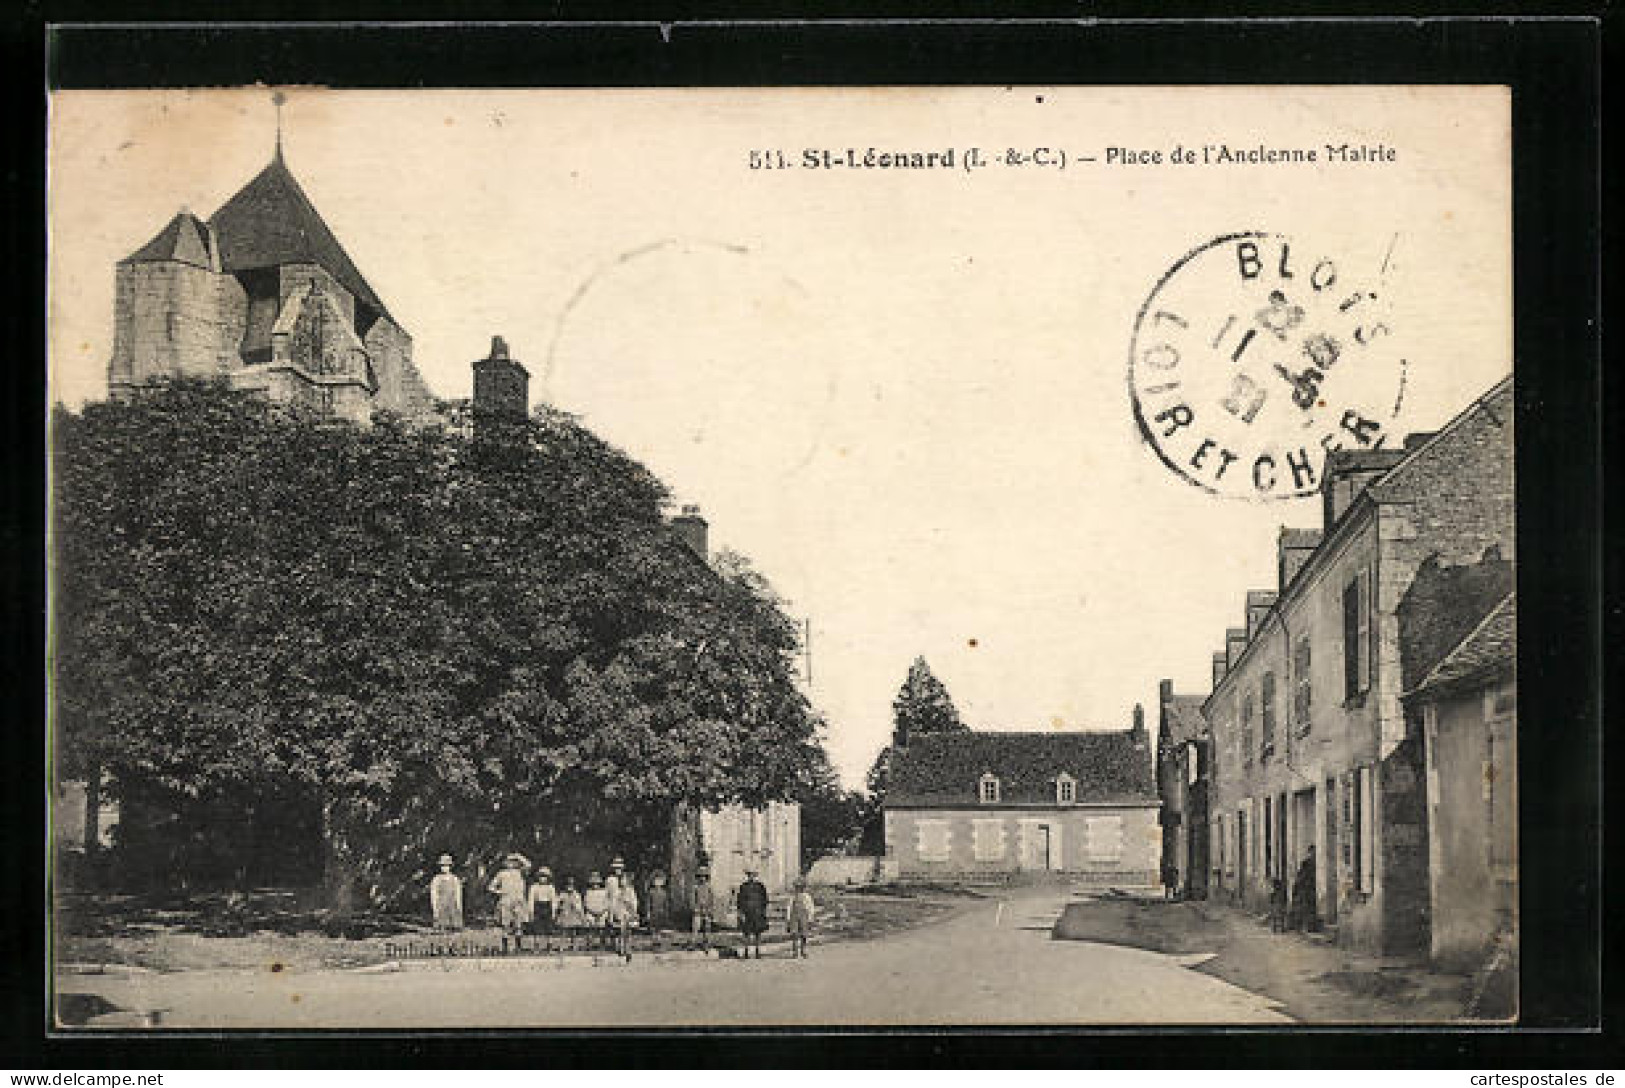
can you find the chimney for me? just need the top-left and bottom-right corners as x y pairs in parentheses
(1225, 627), (1249, 670)
(1321, 448), (1406, 530)
(1159, 678), (1174, 706)
(471, 335), (530, 421)
(1245, 590), (1278, 638)
(1212, 652), (1228, 691)
(1130, 703), (1147, 746)
(671, 503), (709, 560)
(1404, 431), (1437, 451)
(1277, 527), (1322, 592)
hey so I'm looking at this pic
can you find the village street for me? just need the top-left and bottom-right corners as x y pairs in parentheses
(64, 886), (1290, 1028)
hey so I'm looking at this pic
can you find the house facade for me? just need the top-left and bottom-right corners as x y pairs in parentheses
(699, 801), (802, 895)
(1155, 680), (1210, 898)
(884, 715), (1160, 884)
(1204, 376), (1513, 955)
(1404, 591), (1516, 968)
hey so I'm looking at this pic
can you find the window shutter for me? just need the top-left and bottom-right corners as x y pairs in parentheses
(972, 819), (1006, 861)
(1343, 578), (1360, 701)
(1359, 767), (1376, 891)
(1357, 568), (1372, 692)
(916, 819), (952, 862)
(1084, 816), (1124, 862)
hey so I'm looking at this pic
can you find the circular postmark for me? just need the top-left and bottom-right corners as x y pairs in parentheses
(1128, 231), (1406, 500)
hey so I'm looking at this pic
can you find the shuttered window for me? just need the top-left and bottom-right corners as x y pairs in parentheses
(916, 819), (952, 862)
(1344, 569), (1373, 701)
(1293, 637), (1313, 732)
(1261, 672), (1277, 752)
(1084, 816), (1124, 862)
(972, 819), (1007, 861)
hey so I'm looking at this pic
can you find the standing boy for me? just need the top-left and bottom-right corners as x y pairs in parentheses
(689, 867), (717, 951)
(736, 868), (770, 960)
(786, 877), (816, 959)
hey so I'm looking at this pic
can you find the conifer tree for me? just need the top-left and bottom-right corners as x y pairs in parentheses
(859, 656), (966, 850)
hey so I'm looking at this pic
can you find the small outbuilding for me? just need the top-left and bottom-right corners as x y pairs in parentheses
(1404, 592), (1516, 969)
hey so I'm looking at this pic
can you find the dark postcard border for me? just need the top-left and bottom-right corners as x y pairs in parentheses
(10, 13), (1610, 1069)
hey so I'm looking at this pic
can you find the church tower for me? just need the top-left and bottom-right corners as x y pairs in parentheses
(107, 142), (435, 423)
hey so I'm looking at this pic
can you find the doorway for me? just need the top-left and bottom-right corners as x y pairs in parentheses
(1323, 777), (1339, 925)
(1237, 809), (1249, 898)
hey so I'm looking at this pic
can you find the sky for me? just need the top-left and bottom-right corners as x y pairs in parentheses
(48, 87), (1511, 786)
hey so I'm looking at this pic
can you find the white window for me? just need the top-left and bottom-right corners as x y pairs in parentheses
(979, 773), (1001, 804)
(972, 819), (1007, 861)
(1056, 773), (1077, 805)
(915, 819), (952, 862)
(1084, 816), (1124, 862)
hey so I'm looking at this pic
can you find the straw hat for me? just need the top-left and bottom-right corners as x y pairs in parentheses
(610, 856), (625, 869)
(437, 853), (454, 866)
(505, 852), (527, 866)
(536, 866), (553, 878)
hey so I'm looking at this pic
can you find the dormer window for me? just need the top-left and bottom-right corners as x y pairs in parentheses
(978, 773), (1001, 804)
(1056, 773), (1077, 805)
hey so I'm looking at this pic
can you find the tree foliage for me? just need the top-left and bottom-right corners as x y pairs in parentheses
(52, 381), (823, 909)
(858, 656), (966, 851)
(793, 748), (866, 867)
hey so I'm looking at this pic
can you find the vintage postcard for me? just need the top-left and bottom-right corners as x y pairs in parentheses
(48, 84), (1514, 1028)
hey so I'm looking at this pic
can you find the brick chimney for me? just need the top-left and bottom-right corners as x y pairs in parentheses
(1277, 527), (1322, 592)
(1245, 590), (1278, 638)
(471, 335), (530, 421)
(671, 503), (709, 560)
(1225, 627), (1249, 670)
(1321, 448), (1406, 530)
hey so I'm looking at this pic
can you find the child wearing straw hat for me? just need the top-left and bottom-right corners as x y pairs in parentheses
(527, 865), (558, 952)
(429, 854), (464, 932)
(582, 871), (611, 949)
(555, 876), (586, 950)
(488, 851), (531, 953)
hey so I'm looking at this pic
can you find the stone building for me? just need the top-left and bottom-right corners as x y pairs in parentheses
(1155, 679), (1210, 898)
(1203, 375), (1513, 956)
(107, 146), (436, 424)
(698, 801), (802, 896)
(1402, 576), (1516, 968)
(884, 712), (1160, 884)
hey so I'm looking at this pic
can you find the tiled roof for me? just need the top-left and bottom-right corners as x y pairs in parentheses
(888, 730), (1156, 808)
(122, 211), (215, 269)
(1407, 594), (1515, 699)
(1368, 376), (1513, 503)
(207, 153), (391, 319)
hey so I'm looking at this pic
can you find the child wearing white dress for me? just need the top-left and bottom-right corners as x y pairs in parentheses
(429, 854), (463, 932)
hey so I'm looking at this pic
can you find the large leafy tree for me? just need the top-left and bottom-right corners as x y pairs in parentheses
(52, 380), (822, 912)
(858, 656), (966, 851)
(793, 749), (866, 867)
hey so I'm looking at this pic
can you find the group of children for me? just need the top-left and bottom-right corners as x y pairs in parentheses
(428, 851), (818, 959)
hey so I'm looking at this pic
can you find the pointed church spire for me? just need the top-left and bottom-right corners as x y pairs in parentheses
(272, 90), (287, 161)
